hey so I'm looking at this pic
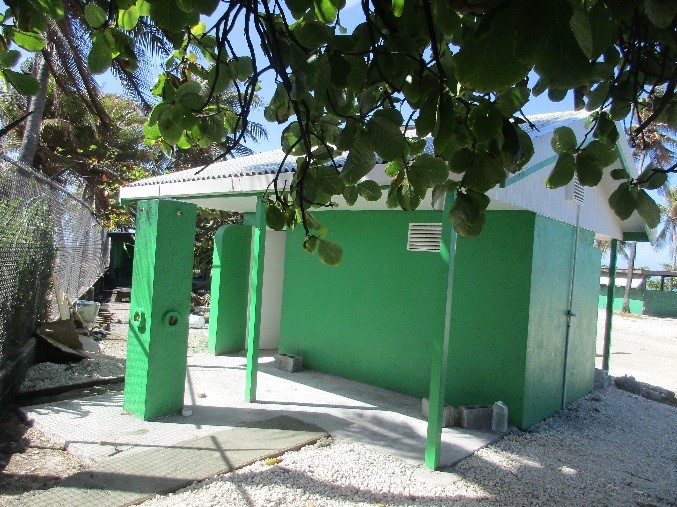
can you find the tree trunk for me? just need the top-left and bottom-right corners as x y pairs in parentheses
(18, 56), (49, 167)
(670, 232), (676, 291)
(622, 241), (637, 313)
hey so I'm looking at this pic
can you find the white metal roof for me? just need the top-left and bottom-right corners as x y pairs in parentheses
(119, 110), (652, 241)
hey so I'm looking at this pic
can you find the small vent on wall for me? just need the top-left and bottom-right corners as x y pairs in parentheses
(407, 223), (442, 252)
(566, 174), (585, 204)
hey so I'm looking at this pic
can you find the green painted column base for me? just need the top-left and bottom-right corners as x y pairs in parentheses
(123, 199), (197, 421)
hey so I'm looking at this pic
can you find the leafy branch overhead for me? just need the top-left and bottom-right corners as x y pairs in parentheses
(2, 0), (675, 264)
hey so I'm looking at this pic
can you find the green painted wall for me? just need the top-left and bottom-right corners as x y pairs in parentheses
(444, 211), (535, 427)
(208, 225), (252, 355)
(643, 290), (677, 318)
(279, 209), (600, 430)
(522, 218), (600, 428)
(279, 210), (448, 398)
(124, 199), (197, 420)
(597, 286), (643, 314)
(565, 228), (600, 405)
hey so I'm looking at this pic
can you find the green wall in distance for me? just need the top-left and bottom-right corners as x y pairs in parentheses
(279, 210), (448, 398)
(643, 290), (677, 318)
(444, 211), (536, 427)
(597, 286), (644, 314)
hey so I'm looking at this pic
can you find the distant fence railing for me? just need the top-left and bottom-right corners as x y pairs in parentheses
(0, 155), (108, 365)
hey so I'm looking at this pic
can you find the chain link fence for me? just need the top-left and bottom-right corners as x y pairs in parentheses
(0, 155), (109, 364)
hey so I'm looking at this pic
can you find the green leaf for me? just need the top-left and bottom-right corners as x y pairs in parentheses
(608, 183), (636, 220)
(455, 0), (535, 91)
(266, 203), (286, 231)
(150, 0), (199, 33)
(575, 151), (603, 186)
(88, 34), (113, 74)
(408, 154), (449, 188)
(496, 86), (530, 116)
(356, 180), (382, 201)
(303, 236), (318, 253)
(581, 140), (618, 168)
(467, 103), (502, 143)
(546, 153), (576, 189)
(176, 80), (204, 109)
(342, 185), (358, 205)
(534, 1), (595, 88)
(463, 151), (505, 193)
(312, 165), (345, 195)
(84, 3), (107, 28)
(644, 0), (677, 29)
(0, 50), (21, 68)
(318, 239), (343, 266)
(385, 158), (404, 177)
(314, 0), (339, 24)
(610, 168), (629, 180)
(550, 126), (577, 154)
(341, 129), (376, 185)
(34, 0), (65, 19)
(397, 180), (425, 210)
(635, 190), (660, 228)
(392, 0), (404, 17)
(7, 29), (45, 51)
(592, 112), (619, 144)
(637, 166), (668, 190)
(2, 70), (39, 95)
(569, 8), (593, 59)
(449, 191), (489, 238)
(118, 6), (140, 30)
(286, 0), (312, 18)
(366, 109), (406, 162)
(158, 104), (188, 144)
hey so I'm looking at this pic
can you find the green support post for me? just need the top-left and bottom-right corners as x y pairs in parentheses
(123, 199), (197, 420)
(245, 197), (267, 402)
(424, 195), (457, 470)
(602, 238), (617, 372)
(208, 225), (253, 355)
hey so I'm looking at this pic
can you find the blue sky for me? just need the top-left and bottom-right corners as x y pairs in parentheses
(82, 2), (676, 269)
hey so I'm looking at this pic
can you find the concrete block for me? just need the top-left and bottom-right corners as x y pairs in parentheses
(460, 405), (493, 430)
(275, 354), (303, 373)
(421, 398), (458, 427)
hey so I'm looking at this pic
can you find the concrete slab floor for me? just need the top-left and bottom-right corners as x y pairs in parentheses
(20, 353), (500, 469)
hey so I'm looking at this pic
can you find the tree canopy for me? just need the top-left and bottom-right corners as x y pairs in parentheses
(1, 0), (675, 263)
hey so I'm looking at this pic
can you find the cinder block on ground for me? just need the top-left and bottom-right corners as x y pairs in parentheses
(275, 354), (303, 372)
(460, 405), (493, 430)
(421, 398), (458, 427)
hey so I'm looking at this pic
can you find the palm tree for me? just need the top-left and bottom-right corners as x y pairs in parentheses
(654, 187), (677, 290)
(16, 1), (170, 166)
(623, 89), (677, 311)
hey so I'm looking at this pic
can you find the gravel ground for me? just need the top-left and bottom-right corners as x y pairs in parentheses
(18, 301), (209, 393)
(139, 387), (677, 507)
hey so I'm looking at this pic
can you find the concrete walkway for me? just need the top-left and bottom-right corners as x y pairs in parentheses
(19, 353), (499, 500)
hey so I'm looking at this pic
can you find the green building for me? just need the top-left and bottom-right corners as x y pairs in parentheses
(119, 111), (652, 469)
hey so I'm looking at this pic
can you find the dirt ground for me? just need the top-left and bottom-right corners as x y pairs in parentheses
(0, 309), (674, 505)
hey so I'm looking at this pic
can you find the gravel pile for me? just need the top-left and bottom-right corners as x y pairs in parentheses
(140, 387), (677, 507)
(19, 358), (125, 392)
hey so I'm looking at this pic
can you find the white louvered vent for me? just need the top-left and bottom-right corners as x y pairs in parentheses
(566, 174), (585, 204)
(407, 223), (442, 252)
